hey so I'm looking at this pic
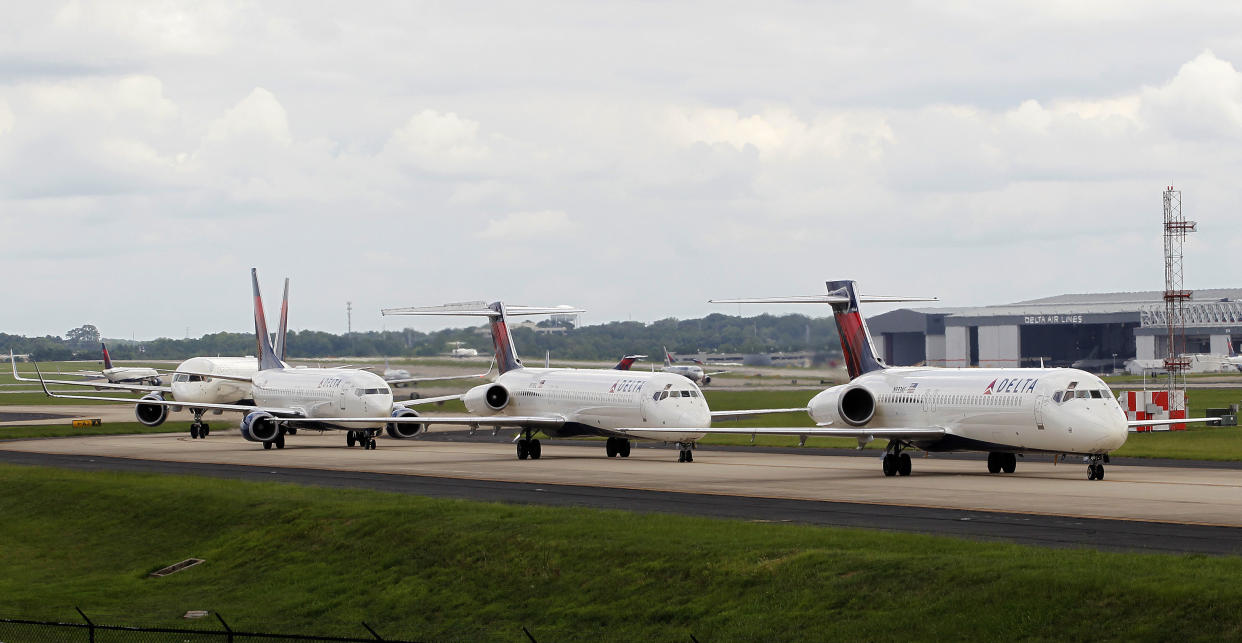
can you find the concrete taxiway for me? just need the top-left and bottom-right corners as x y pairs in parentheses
(3, 430), (1242, 554)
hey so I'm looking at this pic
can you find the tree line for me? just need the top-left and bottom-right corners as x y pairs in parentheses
(2, 313), (843, 363)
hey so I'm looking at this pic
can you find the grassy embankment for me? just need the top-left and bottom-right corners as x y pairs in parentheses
(2, 464), (1242, 641)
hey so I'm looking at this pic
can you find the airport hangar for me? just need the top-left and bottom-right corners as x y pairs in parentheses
(867, 288), (1242, 370)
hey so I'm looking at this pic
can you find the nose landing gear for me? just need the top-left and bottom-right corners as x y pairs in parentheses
(188, 410), (210, 439)
(346, 430), (377, 450)
(1086, 454), (1108, 480)
(605, 437), (631, 458)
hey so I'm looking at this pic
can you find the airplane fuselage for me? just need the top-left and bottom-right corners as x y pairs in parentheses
(252, 367), (394, 429)
(463, 368), (710, 443)
(809, 367), (1128, 456)
(102, 366), (160, 384)
(662, 364), (706, 384)
(170, 357), (259, 405)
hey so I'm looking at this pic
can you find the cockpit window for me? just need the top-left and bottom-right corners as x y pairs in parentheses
(1090, 390), (1103, 399)
(1052, 391), (1063, 403)
(1077, 390), (1090, 399)
(356, 388), (388, 396)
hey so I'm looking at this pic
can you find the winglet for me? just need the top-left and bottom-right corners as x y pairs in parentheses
(251, 269), (283, 371)
(32, 362), (54, 397)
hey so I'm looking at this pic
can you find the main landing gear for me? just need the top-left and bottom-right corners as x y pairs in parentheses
(986, 452), (1017, 474)
(677, 443), (694, 463)
(346, 430), (377, 450)
(605, 437), (631, 458)
(189, 410), (210, 439)
(516, 429), (542, 460)
(881, 443), (911, 477)
(262, 430), (286, 450)
(1086, 454), (1109, 481)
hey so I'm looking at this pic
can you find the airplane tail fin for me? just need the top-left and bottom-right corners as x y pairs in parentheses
(663, 346), (673, 367)
(381, 301), (585, 376)
(251, 269), (284, 371)
(823, 280), (887, 379)
(709, 281), (937, 380)
(272, 277), (290, 362)
(614, 354), (645, 370)
(101, 343), (113, 370)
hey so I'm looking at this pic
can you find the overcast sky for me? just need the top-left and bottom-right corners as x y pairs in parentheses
(3, 2), (1242, 339)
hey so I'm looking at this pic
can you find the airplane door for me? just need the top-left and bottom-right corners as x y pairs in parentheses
(1034, 395), (1049, 430)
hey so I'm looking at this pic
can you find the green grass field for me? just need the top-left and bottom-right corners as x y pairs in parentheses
(2, 464), (1242, 641)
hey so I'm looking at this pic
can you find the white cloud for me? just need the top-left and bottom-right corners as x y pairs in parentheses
(478, 210), (574, 240)
(384, 109), (491, 173)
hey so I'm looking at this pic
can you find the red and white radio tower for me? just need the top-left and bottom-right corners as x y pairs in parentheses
(1162, 186), (1195, 409)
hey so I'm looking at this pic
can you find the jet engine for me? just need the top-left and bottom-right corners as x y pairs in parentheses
(702, 375), (712, 385)
(240, 411), (280, 442)
(808, 385), (875, 427)
(134, 393), (168, 427)
(463, 383), (510, 413)
(385, 408), (424, 439)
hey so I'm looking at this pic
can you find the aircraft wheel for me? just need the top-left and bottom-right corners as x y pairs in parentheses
(263, 441), (273, 450)
(368, 438), (377, 450)
(517, 439), (529, 460)
(606, 438), (617, 458)
(897, 453), (912, 476)
(1002, 453), (1016, 474)
(347, 431), (356, 447)
(619, 440), (631, 458)
(190, 425), (200, 439)
(1088, 464), (1097, 480)
(529, 439), (541, 460)
(882, 454), (896, 477)
(686, 449), (693, 463)
(677, 449), (688, 463)
(1096, 465), (1104, 481)
(275, 433), (285, 449)
(987, 452), (1002, 474)
(286, 428), (296, 435)
(201, 424), (209, 437)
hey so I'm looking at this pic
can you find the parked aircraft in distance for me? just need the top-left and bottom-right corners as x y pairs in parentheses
(37, 270), (459, 450)
(450, 342), (479, 358)
(615, 347), (733, 385)
(58, 343), (162, 386)
(381, 301), (803, 462)
(682, 280), (1218, 480)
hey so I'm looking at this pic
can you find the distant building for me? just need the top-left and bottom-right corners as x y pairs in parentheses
(867, 289), (1242, 371)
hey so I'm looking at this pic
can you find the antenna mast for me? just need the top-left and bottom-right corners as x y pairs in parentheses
(1162, 186), (1195, 411)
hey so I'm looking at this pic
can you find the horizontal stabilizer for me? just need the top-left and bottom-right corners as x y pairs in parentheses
(383, 303), (585, 317)
(709, 295), (937, 305)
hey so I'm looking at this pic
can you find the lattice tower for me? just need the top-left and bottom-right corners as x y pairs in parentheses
(1162, 186), (1195, 406)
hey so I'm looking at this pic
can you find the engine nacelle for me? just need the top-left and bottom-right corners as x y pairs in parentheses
(703, 375), (712, 385)
(135, 393), (168, 427)
(463, 383), (510, 413)
(240, 411), (280, 442)
(808, 385), (876, 427)
(386, 408), (424, 439)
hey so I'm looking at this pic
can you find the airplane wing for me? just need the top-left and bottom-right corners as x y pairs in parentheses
(166, 370), (254, 383)
(704, 370), (730, 376)
(613, 426), (947, 440)
(32, 365), (299, 415)
(12, 352), (171, 394)
(394, 394), (464, 408)
(710, 407), (808, 421)
(305, 414), (567, 429)
(1128, 417), (1221, 428)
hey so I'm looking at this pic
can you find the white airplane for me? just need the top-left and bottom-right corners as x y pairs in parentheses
(675, 279), (1219, 480)
(1226, 341), (1242, 372)
(36, 269), (458, 450)
(380, 301), (804, 462)
(615, 347), (732, 385)
(58, 343), (162, 385)
(449, 342), (479, 358)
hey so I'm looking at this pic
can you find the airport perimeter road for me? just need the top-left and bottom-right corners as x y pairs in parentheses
(4, 432), (1242, 554)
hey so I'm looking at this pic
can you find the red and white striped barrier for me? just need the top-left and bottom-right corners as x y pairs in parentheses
(1119, 390), (1186, 431)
